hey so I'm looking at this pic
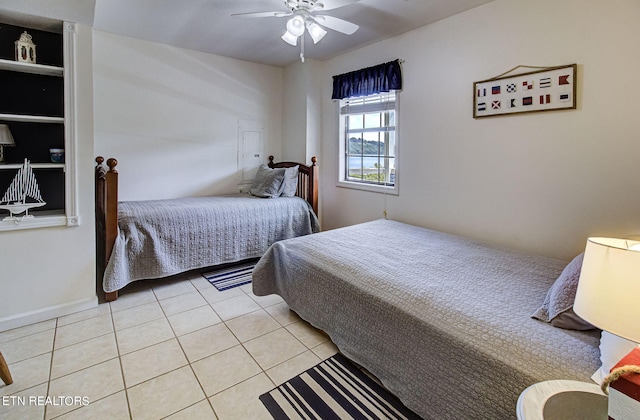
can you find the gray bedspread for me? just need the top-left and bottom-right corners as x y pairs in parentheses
(252, 219), (600, 419)
(103, 194), (319, 293)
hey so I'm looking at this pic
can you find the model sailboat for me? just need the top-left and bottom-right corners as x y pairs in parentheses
(0, 158), (46, 221)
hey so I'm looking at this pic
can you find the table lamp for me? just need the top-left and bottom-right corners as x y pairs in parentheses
(574, 237), (640, 420)
(0, 124), (15, 163)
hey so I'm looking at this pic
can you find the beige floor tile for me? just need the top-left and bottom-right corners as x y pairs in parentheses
(210, 294), (261, 321)
(0, 319), (56, 344)
(165, 400), (216, 419)
(112, 301), (164, 331)
(209, 373), (274, 420)
(265, 350), (322, 385)
(264, 302), (302, 326)
(0, 353), (51, 396)
(54, 314), (114, 349)
(0, 383), (47, 420)
(57, 304), (111, 327)
(285, 321), (329, 348)
(127, 366), (205, 420)
(192, 345), (262, 397)
(189, 276), (214, 291)
(152, 279), (196, 301)
(224, 309), (281, 343)
(243, 328), (307, 370)
(50, 333), (118, 380)
(46, 358), (124, 419)
(2, 328), (55, 364)
(115, 318), (175, 355)
(121, 338), (187, 387)
(311, 341), (340, 360)
(199, 284), (245, 305)
(246, 292), (284, 308)
(109, 289), (157, 313)
(167, 305), (221, 337)
(158, 291), (207, 317)
(178, 323), (239, 363)
(54, 391), (130, 420)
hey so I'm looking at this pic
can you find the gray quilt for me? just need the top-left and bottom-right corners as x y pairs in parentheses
(252, 219), (600, 420)
(103, 194), (319, 293)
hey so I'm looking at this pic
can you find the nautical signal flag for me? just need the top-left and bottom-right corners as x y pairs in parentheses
(522, 80), (534, 90)
(523, 97), (533, 106)
(539, 77), (551, 88)
(559, 75), (570, 85)
(477, 88), (486, 97)
(478, 102), (486, 111)
(491, 86), (501, 95)
(539, 94), (551, 104)
(491, 100), (501, 109)
(559, 93), (570, 102)
(506, 83), (517, 93)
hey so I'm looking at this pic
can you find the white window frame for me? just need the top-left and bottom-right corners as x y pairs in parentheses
(337, 91), (399, 195)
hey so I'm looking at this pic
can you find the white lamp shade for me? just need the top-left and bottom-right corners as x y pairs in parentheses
(281, 30), (299, 46)
(286, 15), (305, 37)
(307, 22), (327, 44)
(574, 237), (640, 343)
(0, 124), (15, 146)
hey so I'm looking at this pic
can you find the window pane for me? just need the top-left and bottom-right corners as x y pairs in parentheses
(364, 112), (381, 129)
(347, 156), (363, 180)
(348, 135), (363, 155)
(388, 110), (395, 127)
(388, 132), (395, 158)
(348, 114), (363, 130)
(362, 131), (380, 157)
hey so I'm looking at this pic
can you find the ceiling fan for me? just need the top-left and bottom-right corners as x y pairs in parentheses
(232, 0), (360, 61)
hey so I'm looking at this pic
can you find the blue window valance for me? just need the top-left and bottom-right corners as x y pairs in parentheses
(331, 59), (403, 100)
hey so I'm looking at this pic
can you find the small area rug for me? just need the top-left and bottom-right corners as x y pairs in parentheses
(259, 353), (421, 420)
(202, 262), (255, 291)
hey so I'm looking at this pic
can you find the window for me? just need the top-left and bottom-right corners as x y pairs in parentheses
(338, 91), (398, 194)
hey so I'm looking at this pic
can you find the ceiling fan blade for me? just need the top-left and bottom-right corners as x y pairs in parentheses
(231, 11), (291, 18)
(314, 0), (360, 11)
(314, 15), (359, 35)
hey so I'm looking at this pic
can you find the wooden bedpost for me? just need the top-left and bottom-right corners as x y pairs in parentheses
(309, 157), (318, 215)
(95, 157), (119, 302)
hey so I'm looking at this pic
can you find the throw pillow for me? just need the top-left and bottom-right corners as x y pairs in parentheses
(250, 164), (285, 198)
(531, 252), (596, 330)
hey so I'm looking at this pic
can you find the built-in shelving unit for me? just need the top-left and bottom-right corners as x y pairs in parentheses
(0, 20), (78, 231)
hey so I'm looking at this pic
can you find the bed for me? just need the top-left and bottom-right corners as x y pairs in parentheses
(95, 155), (319, 302)
(252, 219), (601, 419)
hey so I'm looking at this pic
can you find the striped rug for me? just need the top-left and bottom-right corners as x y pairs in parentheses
(202, 262), (255, 291)
(259, 353), (421, 420)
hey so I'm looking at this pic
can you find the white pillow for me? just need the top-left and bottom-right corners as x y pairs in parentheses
(281, 165), (299, 197)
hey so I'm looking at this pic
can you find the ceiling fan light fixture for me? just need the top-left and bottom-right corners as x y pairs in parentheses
(286, 15), (305, 37)
(281, 30), (299, 46)
(307, 22), (327, 44)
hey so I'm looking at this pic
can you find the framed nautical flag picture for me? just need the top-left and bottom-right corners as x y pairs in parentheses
(473, 64), (577, 118)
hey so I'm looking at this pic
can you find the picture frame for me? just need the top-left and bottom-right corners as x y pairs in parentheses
(473, 64), (576, 118)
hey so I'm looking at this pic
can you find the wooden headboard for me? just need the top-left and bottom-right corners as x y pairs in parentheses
(268, 155), (318, 215)
(95, 155), (318, 302)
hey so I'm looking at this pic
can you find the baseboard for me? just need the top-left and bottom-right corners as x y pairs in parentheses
(0, 296), (98, 332)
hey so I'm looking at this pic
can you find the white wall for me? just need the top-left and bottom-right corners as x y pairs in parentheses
(0, 23), (96, 331)
(282, 59), (323, 165)
(320, 0), (640, 261)
(93, 31), (284, 200)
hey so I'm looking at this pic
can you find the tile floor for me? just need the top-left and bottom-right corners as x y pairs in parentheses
(0, 271), (339, 419)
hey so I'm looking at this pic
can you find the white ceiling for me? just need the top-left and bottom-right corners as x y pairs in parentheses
(0, 0), (494, 67)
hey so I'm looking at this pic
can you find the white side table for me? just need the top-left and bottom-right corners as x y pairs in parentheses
(516, 379), (607, 420)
